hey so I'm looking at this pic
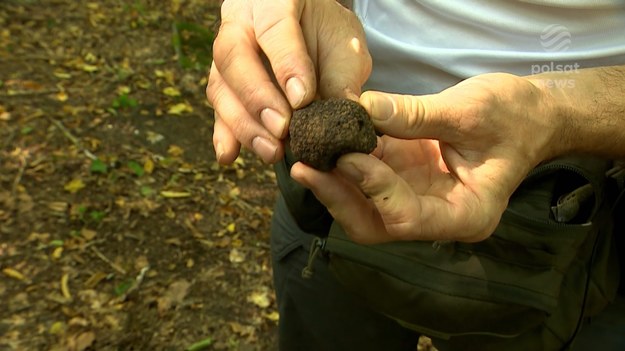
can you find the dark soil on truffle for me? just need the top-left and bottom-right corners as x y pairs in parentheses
(289, 98), (377, 171)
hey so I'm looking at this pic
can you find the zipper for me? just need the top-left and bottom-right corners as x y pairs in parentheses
(508, 160), (604, 226)
(301, 237), (326, 279)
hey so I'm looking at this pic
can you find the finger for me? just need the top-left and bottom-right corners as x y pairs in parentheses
(290, 162), (389, 244)
(336, 153), (471, 242)
(252, 0), (316, 108)
(317, 8), (372, 100)
(213, 112), (241, 165)
(213, 5), (292, 138)
(359, 91), (453, 141)
(207, 63), (284, 164)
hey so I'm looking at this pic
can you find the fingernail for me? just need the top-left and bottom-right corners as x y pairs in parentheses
(370, 95), (393, 121)
(286, 77), (306, 108)
(215, 141), (225, 162)
(338, 161), (364, 183)
(252, 136), (278, 163)
(260, 108), (287, 138)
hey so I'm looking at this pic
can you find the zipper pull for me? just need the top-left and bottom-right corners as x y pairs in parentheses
(301, 237), (325, 279)
(551, 183), (593, 223)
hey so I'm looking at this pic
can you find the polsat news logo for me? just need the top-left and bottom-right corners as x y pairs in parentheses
(532, 24), (578, 88)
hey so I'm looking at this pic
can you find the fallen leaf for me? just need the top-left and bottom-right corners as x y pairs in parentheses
(228, 248), (245, 263)
(247, 290), (270, 308)
(64, 179), (85, 193)
(228, 187), (240, 198)
(83, 272), (108, 289)
(2, 267), (26, 281)
(80, 63), (99, 72)
(68, 317), (89, 327)
(162, 86), (181, 97)
(52, 247), (63, 260)
(61, 273), (72, 300)
(48, 202), (69, 213)
(54, 71), (72, 80)
(154, 69), (175, 85)
(0, 108), (11, 121)
(68, 331), (95, 351)
(264, 311), (280, 322)
(160, 190), (191, 198)
(143, 158), (155, 174)
(49, 321), (66, 335)
(157, 279), (191, 315)
(81, 228), (97, 241)
(165, 237), (182, 246)
(146, 131), (165, 144)
(228, 322), (256, 338)
(167, 144), (184, 157)
(56, 91), (69, 102)
(167, 102), (193, 115)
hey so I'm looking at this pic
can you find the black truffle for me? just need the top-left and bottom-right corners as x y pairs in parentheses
(289, 98), (377, 171)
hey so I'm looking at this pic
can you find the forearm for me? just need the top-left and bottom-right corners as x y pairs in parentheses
(529, 65), (625, 159)
(337, 0), (353, 9)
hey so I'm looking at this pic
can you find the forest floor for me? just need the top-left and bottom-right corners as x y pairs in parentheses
(1, 1), (280, 350)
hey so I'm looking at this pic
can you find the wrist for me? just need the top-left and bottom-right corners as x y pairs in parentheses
(527, 65), (625, 159)
(526, 75), (580, 160)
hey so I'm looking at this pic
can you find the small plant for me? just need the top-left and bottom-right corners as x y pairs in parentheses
(112, 93), (138, 109)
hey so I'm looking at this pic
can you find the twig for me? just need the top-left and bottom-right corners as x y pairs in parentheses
(116, 265), (150, 302)
(12, 155), (28, 196)
(45, 116), (97, 160)
(90, 246), (127, 275)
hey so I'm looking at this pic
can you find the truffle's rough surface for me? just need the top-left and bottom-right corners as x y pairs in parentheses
(289, 98), (377, 171)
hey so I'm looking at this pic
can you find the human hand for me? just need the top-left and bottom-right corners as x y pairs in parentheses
(206, 0), (371, 164)
(291, 73), (562, 243)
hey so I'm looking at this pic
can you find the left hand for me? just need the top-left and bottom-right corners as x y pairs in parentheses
(290, 73), (562, 244)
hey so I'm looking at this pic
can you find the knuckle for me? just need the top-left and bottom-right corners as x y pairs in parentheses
(403, 96), (426, 133)
(238, 81), (271, 115)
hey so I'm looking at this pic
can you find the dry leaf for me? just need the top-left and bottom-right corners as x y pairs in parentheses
(52, 247), (64, 260)
(143, 158), (155, 174)
(146, 131), (164, 144)
(154, 69), (175, 85)
(167, 102), (193, 115)
(54, 71), (72, 79)
(157, 279), (191, 315)
(68, 331), (95, 351)
(2, 267), (26, 281)
(80, 63), (99, 73)
(162, 86), (181, 97)
(61, 273), (72, 300)
(80, 228), (97, 241)
(64, 179), (85, 193)
(160, 191), (191, 198)
(49, 321), (66, 335)
(48, 201), (69, 213)
(84, 272), (108, 289)
(56, 91), (69, 101)
(248, 291), (270, 308)
(168, 144), (184, 157)
(226, 223), (236, 233)
(228, 248), (245, 263)
(264, 311), (279, 322)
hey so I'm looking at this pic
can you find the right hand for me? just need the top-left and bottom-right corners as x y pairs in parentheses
(206, 0), (372, 164)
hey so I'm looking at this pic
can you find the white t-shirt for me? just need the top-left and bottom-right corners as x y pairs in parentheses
(354, 0), (625, 94)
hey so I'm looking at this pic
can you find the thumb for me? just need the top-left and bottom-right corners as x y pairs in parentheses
(359, 91), (453, 140)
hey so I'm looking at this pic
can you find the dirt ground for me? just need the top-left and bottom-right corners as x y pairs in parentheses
(1, 1), (280, 350)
